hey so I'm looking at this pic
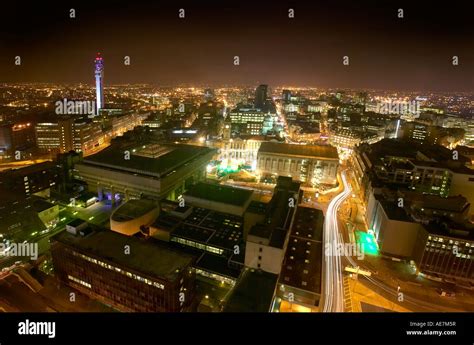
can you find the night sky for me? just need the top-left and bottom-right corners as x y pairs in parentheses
(0, 0), (472, 91)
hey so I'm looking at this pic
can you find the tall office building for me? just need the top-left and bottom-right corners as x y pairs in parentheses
(94, 53), (105, 113)
(255, 84), (268, 109)
(35, 117), (74, 153)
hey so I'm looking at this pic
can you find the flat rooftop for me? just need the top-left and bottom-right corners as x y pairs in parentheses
(258, 142), (339, 160)
(31, 198), (56, 213)
(423, 222), (474, 241)
(111, 199), (158, 222)
(278, 206), (324, 295)
(1, 161), (56, 177)
(246, 201), (268, 215)
(248, 180), (298, 249)
(223, 269), (278, 312)
(404, 192), (469, 212)
(378, 199), (412, 222)
(171, 207), (244, 250)
(53, 229), (194, 282)
(409, 160), (474, 175)
(67, 218), (87, 227)
(195, 253), (241, 279)
(81, 143), (215, 178)
(185, 182), (253, 207)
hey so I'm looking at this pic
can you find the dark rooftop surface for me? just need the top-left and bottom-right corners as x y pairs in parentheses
(258, 142), (339, 160)
(405, 192), (469, 212)
(185, 182), (253, 207)
(359, 139), (473, 176)
(246, 201), (268, 215)
(111, 199), (158, 222)
(249, 224), (272, 240)
(31, 198), (55, 213)
(248, 179), (298, 248)
(171, 208), (244, 250)
(279, 207), (324, 295)
(223, 269), (278, 312)
(269, 228), (288, 249)
(410, 160), (474, 175)
(196, 253), (241, 279)
(423, 222), (474, 241)
(378, 198), (412, 222)
(1, 161), (56, 176)
(67, 218), (87, 227)
(152, 213), (182, 232)
(53, 229), (194, 282)
(82, 143), (215, 178)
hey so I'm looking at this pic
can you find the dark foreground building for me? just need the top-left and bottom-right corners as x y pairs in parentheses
(51, 227), (196, 312)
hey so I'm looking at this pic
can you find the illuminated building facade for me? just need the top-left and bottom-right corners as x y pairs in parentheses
(35, 118), (74, 153)
(257, 142), (339, 186)
(229, 106), (266, 135)
(417, 227), (473, 284)
(36, 118), (104, 155)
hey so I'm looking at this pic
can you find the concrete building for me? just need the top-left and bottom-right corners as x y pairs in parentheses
(0, 161), (58, 198)
(256, 142), (339, 186)
(353, 139), (474, 211)
(35, 117), (74, 153)
(245, 177), (300, 274)
(0, 122), (36, 160)
(366, 194), (423, 258)
(229, 106), (266, 135)
(150, 197), (246, 286)
(183, 182), (253, 217)
(74, 143), (216, 203)
(51, 228), (196, 312)
(35, 117), (104, 155)
(329, 129), (382, 149)
(72, 119), (104, 154)
(276, 206), (324, 311)
(110, 199), (160, 236)
(416, 223), (473, 284)
(217, 135), (265, 165)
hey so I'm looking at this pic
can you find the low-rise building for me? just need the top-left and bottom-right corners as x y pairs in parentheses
(74, 143), (216, 203)
(256, 142), (339, 186)
(51, 228), (197, 312)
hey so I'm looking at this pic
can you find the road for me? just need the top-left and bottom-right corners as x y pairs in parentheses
(321, 171), (352, 312)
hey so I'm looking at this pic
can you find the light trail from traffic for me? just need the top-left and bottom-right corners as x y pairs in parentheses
(322, 171), (352, 312)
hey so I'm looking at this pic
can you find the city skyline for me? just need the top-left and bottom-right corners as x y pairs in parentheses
(0, 1), (473, 343)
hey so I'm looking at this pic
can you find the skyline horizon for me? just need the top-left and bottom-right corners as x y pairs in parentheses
(1, 81), (473, 95)
(1, 0), (472, 92)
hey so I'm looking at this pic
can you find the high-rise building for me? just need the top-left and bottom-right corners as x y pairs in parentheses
(73, 119), (104, 153)
(255, 84), (268, 109)
(35, 117), (74, 153)
(229, 106), (266, 135)
(94, 53), (105, 112)
(35, 118), (103, 155)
